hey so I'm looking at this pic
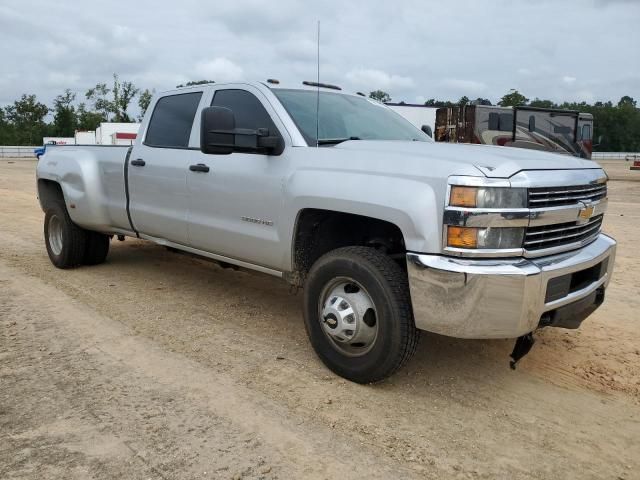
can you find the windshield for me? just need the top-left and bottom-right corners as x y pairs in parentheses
(272, 89), (432, 145)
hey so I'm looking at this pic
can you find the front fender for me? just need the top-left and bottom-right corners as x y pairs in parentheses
(284, 169), (443, 261)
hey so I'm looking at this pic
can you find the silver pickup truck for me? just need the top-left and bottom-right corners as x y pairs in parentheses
(36, 81), (616, 383)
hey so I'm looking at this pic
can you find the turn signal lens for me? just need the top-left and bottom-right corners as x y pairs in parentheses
(449, 186), (477, 207)
(447, 226), (478, 248)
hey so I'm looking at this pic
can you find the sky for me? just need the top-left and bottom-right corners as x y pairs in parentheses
(1, 0), (639, 111)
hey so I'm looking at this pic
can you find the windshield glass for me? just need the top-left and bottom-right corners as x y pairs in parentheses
(272, 89), (432, 145)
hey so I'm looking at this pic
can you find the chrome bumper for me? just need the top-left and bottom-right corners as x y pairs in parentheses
(406, 234), (616, 339)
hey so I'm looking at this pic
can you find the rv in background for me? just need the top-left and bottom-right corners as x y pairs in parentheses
(435, 105), (594, 159)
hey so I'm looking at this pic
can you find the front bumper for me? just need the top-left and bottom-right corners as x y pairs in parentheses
(406, 234), (616, 339)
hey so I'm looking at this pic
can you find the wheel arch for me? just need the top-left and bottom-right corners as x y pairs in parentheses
(289, 208), (408, 286)
(37, 178), (65, 211)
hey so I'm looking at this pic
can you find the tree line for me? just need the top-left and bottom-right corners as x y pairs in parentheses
(0, 77), (219, 146)
(1, 77), (637, 151)
(370, 88), (640, 152)
(0, 74), (154, 146)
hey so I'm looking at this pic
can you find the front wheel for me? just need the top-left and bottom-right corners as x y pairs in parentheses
(303, 246), (420, 383)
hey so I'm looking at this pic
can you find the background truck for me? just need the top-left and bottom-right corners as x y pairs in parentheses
(435, 105), (594, 158)
(36, 81), (616, 383)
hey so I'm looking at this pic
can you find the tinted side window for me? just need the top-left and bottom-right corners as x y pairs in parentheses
(145, 92), (203, 148)
(499, 113), (513, 132)
(488, 112), (499, 131)
(212, 89), (279, 136)
(528, 115), (536, 132)
(582, 124), (592, 140)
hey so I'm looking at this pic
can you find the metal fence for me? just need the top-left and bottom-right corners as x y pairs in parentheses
(592, 152), (640, 161)
(0, 146), (37, 158)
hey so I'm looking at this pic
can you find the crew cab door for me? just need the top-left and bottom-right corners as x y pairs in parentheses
(187, 87), (290, 270)
(128, 91), (203, 244)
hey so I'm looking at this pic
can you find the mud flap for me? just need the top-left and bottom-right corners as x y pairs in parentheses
(509, 333), (535, 370)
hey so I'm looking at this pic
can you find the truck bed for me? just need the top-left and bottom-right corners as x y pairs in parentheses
(36, 145), (134, 235)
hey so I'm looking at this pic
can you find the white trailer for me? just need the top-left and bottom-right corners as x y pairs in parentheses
(95, 122), (140, 145)
(74, 131), (96, 145)
(386, 104), (437, 134)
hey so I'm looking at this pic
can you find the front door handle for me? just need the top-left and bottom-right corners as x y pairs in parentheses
(189, 163), (210, 173)
(131, 159), (146, 167)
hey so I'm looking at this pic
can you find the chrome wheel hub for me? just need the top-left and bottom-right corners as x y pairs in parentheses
(319, 278), (378, 356)
(48, 214), (63, 256)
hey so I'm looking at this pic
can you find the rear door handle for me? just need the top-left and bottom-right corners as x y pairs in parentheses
(189, 163), (210, 173)
(131, 159), (146, 167)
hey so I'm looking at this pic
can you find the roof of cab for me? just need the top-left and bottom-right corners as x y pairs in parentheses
(164, 80), (366, 99)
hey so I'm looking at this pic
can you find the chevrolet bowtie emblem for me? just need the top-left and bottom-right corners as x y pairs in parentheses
(578, 203), (595, 223)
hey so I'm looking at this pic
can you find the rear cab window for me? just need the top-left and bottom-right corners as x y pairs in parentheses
(145, 92), (203, 148)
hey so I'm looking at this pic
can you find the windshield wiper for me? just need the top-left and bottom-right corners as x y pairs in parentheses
(317, 136), (361, 145)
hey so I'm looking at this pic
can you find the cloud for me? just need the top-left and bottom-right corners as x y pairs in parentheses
(194, 58), (244, 83)
(441, 79), (487, 94)
(345, 68), (414, 90)
(562, 76), (577, 84)
(0, 0), (638, 108)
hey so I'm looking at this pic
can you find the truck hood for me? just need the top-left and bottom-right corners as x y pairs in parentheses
(334, 140), (600, 178)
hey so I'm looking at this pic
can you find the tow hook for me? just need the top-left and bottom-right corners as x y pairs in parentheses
(509, 333), (536, 370)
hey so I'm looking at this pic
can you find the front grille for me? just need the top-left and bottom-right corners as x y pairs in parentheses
(528, 183), (607, 208)
(524, 214), (603, 251)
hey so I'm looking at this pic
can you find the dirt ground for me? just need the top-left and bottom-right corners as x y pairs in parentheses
(1, 159), (639, 479)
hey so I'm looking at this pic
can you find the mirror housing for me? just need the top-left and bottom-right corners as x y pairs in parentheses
(421, 125), (433, 138)
(200, 106), (235, 155)
(200, 106), (284, 155)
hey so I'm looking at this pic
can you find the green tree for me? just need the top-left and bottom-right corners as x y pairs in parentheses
(618, 95), (637, 108)
(85, 74), (140, 123)
(424, 98), (455, 107)
(369, 90), (392, 103)
(76, 103), (105, 131)
(0, 108), (16, 144)
(137, 88), (154, 120)
(111, 74), (139, 122)
(498, 89), (529, 107)
(176, 80), (215, 88)
(529, 98), (556, 108)
(472, 98), (492, 106)
(85, 82), (113, 120)
(4, 94), (49, 145)
(52, 89), (77, 137)
(458, 96), (470, 106)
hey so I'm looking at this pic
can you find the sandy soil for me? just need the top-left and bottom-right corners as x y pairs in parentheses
(1, 159), (639, 479)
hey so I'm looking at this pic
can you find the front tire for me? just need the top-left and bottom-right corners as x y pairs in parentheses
(44, 202), (88, 268)
(303, 246), (420, 383)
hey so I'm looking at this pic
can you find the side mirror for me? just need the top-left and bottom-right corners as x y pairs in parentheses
(201, 106), (235, 155)
(200, 106), (284, 155)
(421, 125), (433, 138)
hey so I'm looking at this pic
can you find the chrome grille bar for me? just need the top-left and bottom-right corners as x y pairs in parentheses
(528, 184), (607, 208)
(524, 215), (603, 251)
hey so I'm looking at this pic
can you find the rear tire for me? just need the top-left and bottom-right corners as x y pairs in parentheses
(44, 202), (88, 269)
(83, 232), (110, 265)
(303, 246), (419, 383)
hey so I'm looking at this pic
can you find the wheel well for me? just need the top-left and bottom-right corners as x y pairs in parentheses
(291, 209), (406, 285)
(37, 179), (64, 211)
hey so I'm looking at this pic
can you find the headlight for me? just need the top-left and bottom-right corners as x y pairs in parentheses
(449, 186), (527, 209)
(447, 226), (525, 249)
